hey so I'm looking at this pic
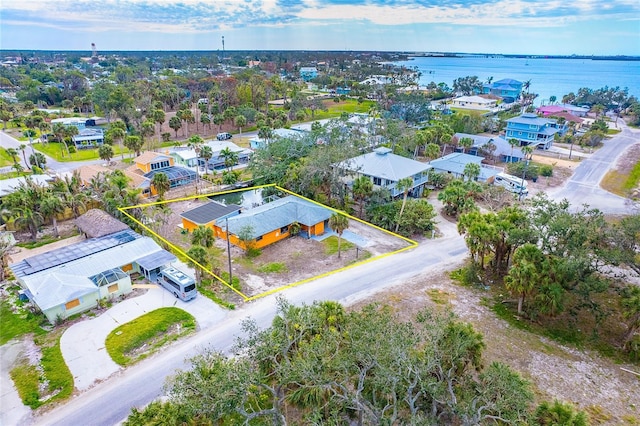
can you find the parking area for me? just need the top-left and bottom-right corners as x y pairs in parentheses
(60, 283), (228, 390)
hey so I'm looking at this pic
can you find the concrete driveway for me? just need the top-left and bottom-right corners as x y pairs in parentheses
(60, 284), (229, 391)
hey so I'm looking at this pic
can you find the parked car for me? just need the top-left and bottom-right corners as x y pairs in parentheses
(216, 132), (232, 140)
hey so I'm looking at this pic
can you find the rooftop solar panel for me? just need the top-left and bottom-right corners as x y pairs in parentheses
(16, 230), (142, 276)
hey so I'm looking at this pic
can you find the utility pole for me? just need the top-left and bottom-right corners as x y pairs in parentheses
(225, 217), (232, 286)
(519, 159), (529, 201)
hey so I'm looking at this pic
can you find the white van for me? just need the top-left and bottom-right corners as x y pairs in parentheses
(493, 172), (528, 196)
(157, 267), (197, 301)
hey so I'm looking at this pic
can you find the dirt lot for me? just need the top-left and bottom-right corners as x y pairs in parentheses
(156, 198), (411, 299)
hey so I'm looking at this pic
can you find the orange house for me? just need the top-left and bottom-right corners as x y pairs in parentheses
(75, 164), (153, 198)
(212, 196), (333, 250)
(180, 201), (242, 233)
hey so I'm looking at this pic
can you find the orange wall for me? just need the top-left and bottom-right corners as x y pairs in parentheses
(182, 218), (217, 233)
(213, 220), (326, 250)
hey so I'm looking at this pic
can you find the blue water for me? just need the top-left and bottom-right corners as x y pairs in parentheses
(393, 57), (640, 105)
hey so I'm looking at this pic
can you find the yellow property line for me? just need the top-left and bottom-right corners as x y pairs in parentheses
(119, 185), (418, 303)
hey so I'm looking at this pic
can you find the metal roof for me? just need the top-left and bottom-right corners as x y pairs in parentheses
(180, 201), (241, 225)
(136, 250), (177, 270)
(24, 273), (98, 311)
(343, 147), (432, 181)
(226, 196), (332, 239)
(12, 230), (141, 277)
(507, 113), (555, 126)
(429, 152), (498, 180)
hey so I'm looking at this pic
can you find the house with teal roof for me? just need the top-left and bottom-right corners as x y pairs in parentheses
(482, 78), (523, 102)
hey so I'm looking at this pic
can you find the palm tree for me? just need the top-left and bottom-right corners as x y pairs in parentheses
(458, 137), (474, 153)
(521, 145), (534, 160)
(234, 114), (246, 134)
(394, 177), (414, 233)
(191, 225), (215, 248)
(41, 195), (66, 238)
(14, 205), (44, 241)
(186, 245), (208, 283)
(5, 148), (19, 167)
(151, 108), (165, 145)
(140, 120), (156, 151)
(18, 144), (29, 169)
(220, 147), (239, 172)
(328, 213), (349, 259)
(98, 144), (114, 163)
(352, 176), (373, 218)
(200, 145), (213, 176)
(151, 172), (170, 201)
(107, 122), (127, 160)
(505, 243), (544, 315)
(508, 138), (520, 162)
(169, 116), (182, 138)
(463, 163), (481, 182)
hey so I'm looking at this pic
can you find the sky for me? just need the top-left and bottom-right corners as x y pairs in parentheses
(1, 0), (639, 55)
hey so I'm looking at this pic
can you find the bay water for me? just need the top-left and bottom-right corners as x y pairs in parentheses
(393, 56), (640, 106)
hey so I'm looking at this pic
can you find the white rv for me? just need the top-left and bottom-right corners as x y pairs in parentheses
(493, 172), (528, 196)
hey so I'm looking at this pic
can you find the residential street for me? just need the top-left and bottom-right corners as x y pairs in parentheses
(0, 130), (103, 175)
(30, 223), (467, 426)
(548, 120), (639, 214)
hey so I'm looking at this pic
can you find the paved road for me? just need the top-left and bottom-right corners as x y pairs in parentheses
(548, 121), (639, 214)
(27, 220), (466, 426)
(0, 130), (103, 175)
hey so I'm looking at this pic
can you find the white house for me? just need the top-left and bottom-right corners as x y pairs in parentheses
(451, 96), (498, 110)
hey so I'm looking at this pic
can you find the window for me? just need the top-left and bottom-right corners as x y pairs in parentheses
(108, 284), (119, 293)
(280, 226), (288, 233)
(65, 298), (80, 310)
(373, 176), (382, 185)
(151, 160), (170, 170)
(256, 235), (263, 241)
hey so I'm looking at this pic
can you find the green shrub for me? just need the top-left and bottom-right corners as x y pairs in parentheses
(540, 164), (553, 177)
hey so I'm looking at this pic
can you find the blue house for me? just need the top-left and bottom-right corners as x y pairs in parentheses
(454, 133), (524, 163)
(482, 79), (523, 103)
(505, 113), (565, 150)
(429, 153), (502, 182)
(299, 67), (318, 82)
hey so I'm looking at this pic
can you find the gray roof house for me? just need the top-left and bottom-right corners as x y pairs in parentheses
(219, 196), (333, 248)
(429, 152), (502, 182)
(341, 147), (432, 197)
(453, 133), (524, 163)
(10, 228), (176, 324)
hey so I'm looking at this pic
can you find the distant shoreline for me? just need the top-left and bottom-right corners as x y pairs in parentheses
(406, 54), (640, 61)
(0, 49), (638, 62)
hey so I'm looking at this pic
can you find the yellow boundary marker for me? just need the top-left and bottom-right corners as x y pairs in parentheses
(118, 184), (418, 303)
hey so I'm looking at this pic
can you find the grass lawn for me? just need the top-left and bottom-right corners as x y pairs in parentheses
(0, 299), (47, 345)
(257, 262), (288, 273)
(10, 330), (73, 409)
(0, 148), (16, 167)
(36, 142), (132, 162)
(105, 307), (196, 366)
(0, 171), (31, 181)
(449, 107), (489, 116)
(322, 235), (355, 255)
